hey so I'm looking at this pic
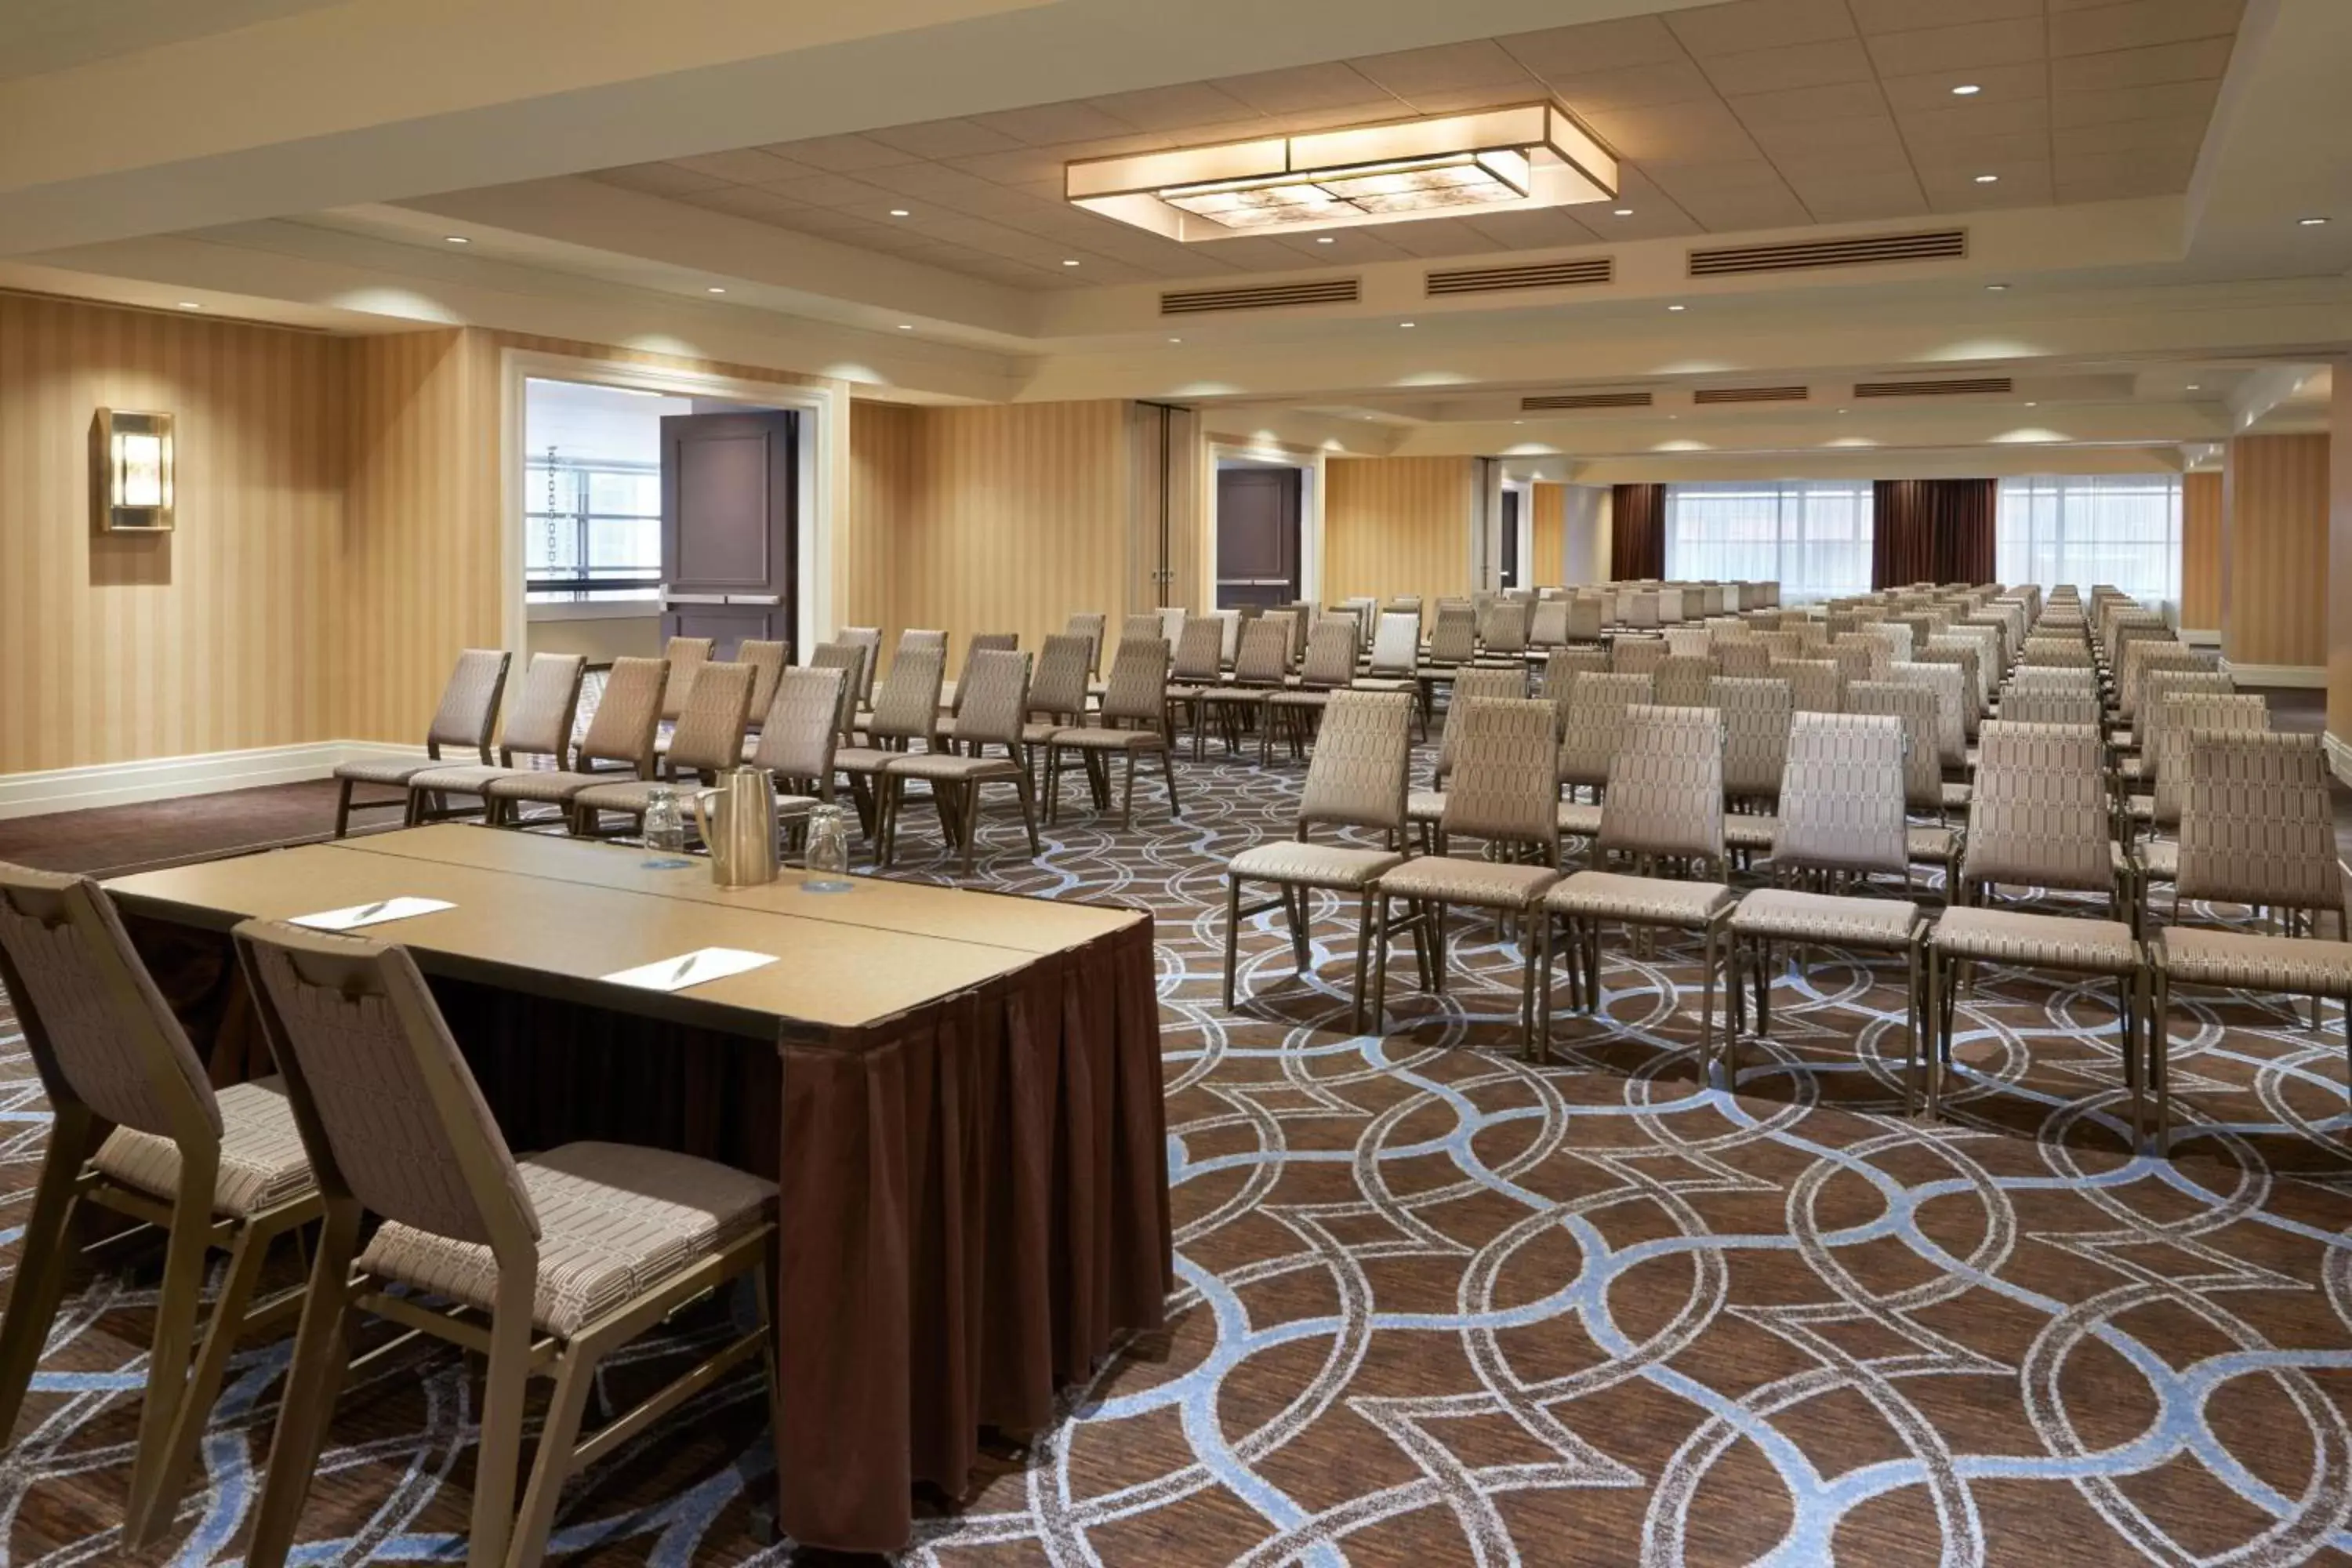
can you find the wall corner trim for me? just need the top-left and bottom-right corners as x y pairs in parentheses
(0, 742), (426, 822)
(2325, 732), (2352, 793)
(2216, 659), (2327, 689)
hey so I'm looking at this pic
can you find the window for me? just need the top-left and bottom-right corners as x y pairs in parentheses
(523, 378), (694, 604)
(1995, 475), (2180, 604)
(1664, 481), (1874, 602)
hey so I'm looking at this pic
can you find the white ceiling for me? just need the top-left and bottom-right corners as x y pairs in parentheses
(0, 0), (348, 82)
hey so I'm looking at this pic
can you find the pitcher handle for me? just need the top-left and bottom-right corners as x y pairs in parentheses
(691, 788), (718, 847)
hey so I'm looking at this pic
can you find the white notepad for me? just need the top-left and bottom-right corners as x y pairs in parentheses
(290, 897), (454, 932)
(601, 946), (777, 993)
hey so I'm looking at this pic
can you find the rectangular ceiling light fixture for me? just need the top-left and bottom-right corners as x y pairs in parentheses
(1068, 103), (1616, 241)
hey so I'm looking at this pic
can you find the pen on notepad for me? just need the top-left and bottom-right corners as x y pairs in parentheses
(671, 954), (698, 985)
(350, 901), (389, 923)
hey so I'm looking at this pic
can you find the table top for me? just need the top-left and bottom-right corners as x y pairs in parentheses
(105, 827), (1139, 1040)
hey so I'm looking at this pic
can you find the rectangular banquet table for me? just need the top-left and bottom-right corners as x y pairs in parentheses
(103, 825), (1172, 1555)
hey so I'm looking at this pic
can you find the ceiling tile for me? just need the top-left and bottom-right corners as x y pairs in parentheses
(1867, 17), (2045, 78)
(2049, 78), (2219, 126)
(589, 163), (730, 198)
(1537, 60), (1719, 115)
(760, 134), (924, 172)
(863, 118), (1029, 159)
(1211, 60), (1394, 117)
(1644, 156), (1795, 195)
(758, 172), (901, 210)
(1349, 39), (1537, 95)
(2052, 0), (2246, 56)
(1671, 184), (1816, 230)
(1087, 81), (1262, 134)
(1746, 113), (1905, 159)
(964, 100), (1138, 147)
(1728, 81), (1889, 129)
(674, 186), (811, 224)
(1363, 216), (1503, 257)
(1389, 80), (1552, 114)
(1496, 15), (1690, 76)
(851, 162), (1021, 209)
(1849, 0), (2039, 31)
(1454, 206), (1606, 249)
(2056, 145), (2199, 186)
(2054, 115), (2210, 157)
(1785, 173), (1932, 222)
(1878, 60), (2045, 112)
(2053, 165), (2181, 202)
(1589, 169), (1704, 234)
(1580, 98), (1766, 162)
(1768, 147), (1920, 184)
(1904, 128), (2054, 169)
(1697, 38), (1876, 96)
(1267, 228), (1414, 263)
(1918, 162), (2054, 207)
(1665, 0), (1857, 56)
(1205, 234), (1348, 270)
(2052, 35), (2236, 91)
(667, 148), (818, 185)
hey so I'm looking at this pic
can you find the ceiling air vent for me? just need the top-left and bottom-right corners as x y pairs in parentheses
(1853, 376), (2014, 399)
(1693, 385), (1809, 405)
(1160, 277), (1359, 315)
(1520, 390), (1653, 412)
(1426, 256), (1613, 296)
(1688, 228), (1967, 278)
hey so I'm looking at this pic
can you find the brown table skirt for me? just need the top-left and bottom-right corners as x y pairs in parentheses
(125, 910), (1172, 1555)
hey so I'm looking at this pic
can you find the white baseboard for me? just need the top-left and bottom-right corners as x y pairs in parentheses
(0, 742), (425, 822)
(2178, 626), (2220, 648)
(2219, 659), (2326, 689)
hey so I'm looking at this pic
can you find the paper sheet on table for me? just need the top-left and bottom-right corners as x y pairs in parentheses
(290, 897), (454, 932)
(601, 946), (777, 993)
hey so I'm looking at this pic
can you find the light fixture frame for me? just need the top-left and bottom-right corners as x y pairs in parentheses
(92, 408), (174, 533)
(1067, 101), (1617, 241)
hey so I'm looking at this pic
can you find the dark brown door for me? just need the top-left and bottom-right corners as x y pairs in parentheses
(660, 410), (797, 658)
(1216, 468), (1301, 609)
(1499, 488), (1521, 590)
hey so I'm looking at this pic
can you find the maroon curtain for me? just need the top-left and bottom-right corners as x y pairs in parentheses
(1872, 479), (1995, 588)
(1611, 484), (1667, 579)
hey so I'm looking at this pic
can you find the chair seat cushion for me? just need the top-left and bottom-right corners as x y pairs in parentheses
(1051, 725), (1166, 751)
(884, 752), (1021, 783)
(94, 1078), (314, 1220)
(406, 763), (521, 795)
(833, 746), (901, 775)
(1907, 826), (1958, 863)
(1929, 906), (2137, 975)
(1268, 689), (1330, 710)
(571, 779), (677, 815)
(2118, 756), (2144, 781)
(335, 757), (441, 787)
(1229, 841), (1403, 890)
(1407, 789), (1447, 823)
(358, 1142), (775, 1338)
(1940, 781), (1973, 809)
(1557, 802), (1605, 837)
(2155, 927), (2352, 995)
(1197, 686), (1272, 706)
(1732, 887), (1919, 946)
(1351, 677), (1417, 694)
(1723, 814), (1777, 851)
(484, 770), (614, 805)
(2138, 839), (2177, 881)
(1544, 871), (1732, 926)
(1377, 855), (1558, 909)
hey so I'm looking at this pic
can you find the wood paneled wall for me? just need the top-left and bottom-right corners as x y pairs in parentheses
(0, 292), (347, 775)
(1530, 483), (1566, 587)
(845, 399), (913, 635)
(2223, 434), (2330, 670)
(1323, 456), (1475, 604)
(2328, 369), (2352, 740)
(2180, 470), (2222, 631)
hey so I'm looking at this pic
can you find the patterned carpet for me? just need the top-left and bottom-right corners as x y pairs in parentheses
(2, 729), (2350, 1566)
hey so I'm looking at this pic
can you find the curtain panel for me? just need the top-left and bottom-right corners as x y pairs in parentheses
(1610, 484), (1667, 579)
(1871, 478), (1996, 588)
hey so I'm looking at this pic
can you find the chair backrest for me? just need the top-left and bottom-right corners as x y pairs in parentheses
(953, 649), (1031, 749)
(1612, 636), (1667, 677)
(751, 666), (844, 783)
(1119, 613), (1161, 647)
(1298, 619), (1359, 688)
(1029, 633), (1094, 717)
(1566, 597), (1604, 641)
(1599, 704), (1724, 863)
(2019, 638), (2093, 668)
(1558, 672), (1654, 789)
(1824, 640), (1873, 689)
(1232, 619), (1290, 685)
(666, 659), (757, 775)
(1428, 606), (1477, 664)
(1961, 720), (2113, 894)
(1530, 600), (1569, 646)
(2176, 732), (2342, 915)
(1776, 713), (1907, 877)
(498, 653), (586, 769)
(1257, 611), (1298, 667)
(738, 641), (789, 722)
(578, 655), (670, 774)
(236, 921), (536, 1253)
(1063, 612), (1106, 676)
(1211, 609), (1243, 664)
(1100, 637), (1171, 729)
(895, 629), (948, 670)
(1479, 600), (1529, 653)
(1714, 638), (1769, 679)
(1298, 691), (1411, 835)
(836, 627), (883, 702)
(1541, 646), (1610, 731)
(1369, 612), (1420, 674)
(2121, 641), (2205, 721)
(1171, 617), (1225, 683)
(0, 865), (221, 1147)
(1772, 657), (1842, 715)
(1652, 655), (1715, 708)
(659, 637), (714, 722)
(2148, 692), (2269, 823)
(1433, 666), (1527, 779)
(1621, 590), (1660, 630)
(2134, 670), (2233, 775)
(1440, 698), (1559, 850)
(2005, 665), (2097, 695)
(1710, 676), (1794, 800)
(425, 648), (511, 759)
(868, 644), (946, 743)
(807, 643), (868, 735)
(1998, 686), (2101, 728)
(953, 633), (1018, 713)
(1886, 660), (1967, 768)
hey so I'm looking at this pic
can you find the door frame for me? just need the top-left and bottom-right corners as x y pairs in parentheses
(499, 348), (841, 660)
(1208, 441), (1322, 608)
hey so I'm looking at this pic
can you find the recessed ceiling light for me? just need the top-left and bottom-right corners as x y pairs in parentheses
(2187, 383), (2201, 390)
(1951, 84), (1981, 96)
(888, 209), (911, 217)
(897, 323), (913, 330)
(2025, 401), (2038, 408)
(1987, 282), (2010, 292)
(1613, 207), (1633, 216)
(1062, 258), (1081, 267)
(2298, 216), (2329, 227)
(706, 285), (726, 294)
(1667, 303), (1686, 312)
(1836, 408), (1848, 414)
(1974, 174), (1999, 184)
(444, 234), (470, 245)
(1167, 336), (1181, 343)
(1399, 321), (1416, 328)
(1315, 235), (1334, 244)
(176, 301), (201, 310)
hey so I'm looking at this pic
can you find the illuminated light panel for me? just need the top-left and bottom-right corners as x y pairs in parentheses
(1069, 103), (1615, 241)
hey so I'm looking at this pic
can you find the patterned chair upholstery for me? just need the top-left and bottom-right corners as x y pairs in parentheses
(1998, 687), (2101, 728)
(403, 653), (585, 828)
(481, 655), (670, 827)
(572, 659), (757, 835)
(1554, 673), (1655, 845)
(1652, 655), (1715, 709)
(332, 648), (510, 836)
(1771, 658), (1842, 716)
(1711, 675), (1793, 815)
(1410, 667), (1528, 833)
(1715, 637), (1771, 679)
(2117, 670), (2231, 786)
(657, 636), (714, 724)
(1539, 646), (1610, 735)
(1268, 619), (1367, 759)
(746, 665), (843, 838)
(1197, 619), (1294, 764)
(1046, 638), (1183, 827)
(833, 647), (946, 849)
(807, 642), (869, 738)
(880, 649), (1038, 873)
(1612, 636), (1668, 677)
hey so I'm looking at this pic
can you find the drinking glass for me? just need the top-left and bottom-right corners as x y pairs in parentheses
(640, 787), (694, 869)
(803, 804), (852, 892)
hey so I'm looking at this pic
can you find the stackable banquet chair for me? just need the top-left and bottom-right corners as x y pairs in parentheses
(402, 652), (583, 828)
(1045, 638), (1181, 827)
(880, 648), (1039, 873)
(480, 655), (670, 829)
(572, 659), (754, 837)
(332, 648), (509, 836)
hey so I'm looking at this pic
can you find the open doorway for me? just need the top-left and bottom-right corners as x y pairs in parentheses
(1215, 459), (1307, 609)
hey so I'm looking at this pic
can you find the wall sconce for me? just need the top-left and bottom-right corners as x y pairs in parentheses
(93, 408), (175, 532)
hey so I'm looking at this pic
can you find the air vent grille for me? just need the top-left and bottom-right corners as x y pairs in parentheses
(1519, 390), (1653, 412)
(1853, 376), (2014, 399)
(1692, 385), (1809, 405)
(1688, 228), (1967, 278)
(1426, 256), (1613, 296)
(1160, 278), (1359, 315)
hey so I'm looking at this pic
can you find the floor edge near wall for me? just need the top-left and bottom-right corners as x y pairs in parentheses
(0, 741), (423, 822)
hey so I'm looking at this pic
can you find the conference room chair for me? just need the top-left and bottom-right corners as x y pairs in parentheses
(1539, 646), (1610, 732)
(1268, 618), (1363, 760)
(1530, 600), (1569, 648)
(1372, 697), (1563, 1054)
(2147, 731), (2352, 1151)
(2115, 642), (2206, 746)
(1283, 601), (1313, 661)
(402, 652), (586, 828)
(1198, 618), (1291, 764)
(1652, 655), (1714, 709)
(482, 655), (670, 829)
(1553, 671), (1655, 843)
(1929, 721), (2143, 1123)
(1773, 657), (1842, 715)
(1062, 612), (1107, 681)
(0, 867), (321, 1550)
(1846, 681), (1961, 895)
(1045, 638), (1181, 828)
(1711, 675), (1795, 865)
(1664, 626), (1712, 660)
(332, 648), (510, 837)
(877, 648), (1038, 873)
(1541, 704), (1736, 1073)
(1020, 630), (1094, 745)
(749, 665), (845, 852)
(833, 645), (946, 853)
(1824, 640), (1874, 691)
(1887, 660), (1971, 808)
(2020, 638), (2094, 669)
(1352, 611), (1427, 737)
(233, 920), (779, 1568)
(1612, 636), (1667, 677)
(1409, 665), (1530, 843)
(656, 636), (714, 725)
(1725, 713), (1931, 1110)
(2117, 669), (2232, 789)
(572, 659), (755, 838)
(1998, 686), (2102, 728)
(2125, 691), (2271, 917)
(1165, 616), (1228, 752)
(671, 639), (782, 762)
(837, 626), (884, 705)
(1621, 590), (1661, 631)
(806, 642), (869, 739)
(1258, 610), (1300, 670)
(1565, 596), (1605, 643)
(1714, 637), (1770, 678)
(1118, 612), (1161, 647)
(1476, 600), (1531, 666)
(1223, 689), (1414, 1032)
(948, 632), (1018, 717)
(1419, 605), (1477, 718)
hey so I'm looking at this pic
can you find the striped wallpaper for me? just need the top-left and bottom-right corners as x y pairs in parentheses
(1530, 483), (1566, 588)
(2223, 434), (2329, 670)
(1323, 456), (1475, 604)
(2180, 469), (2221, 631)
(2332, 375), (2352, 741)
